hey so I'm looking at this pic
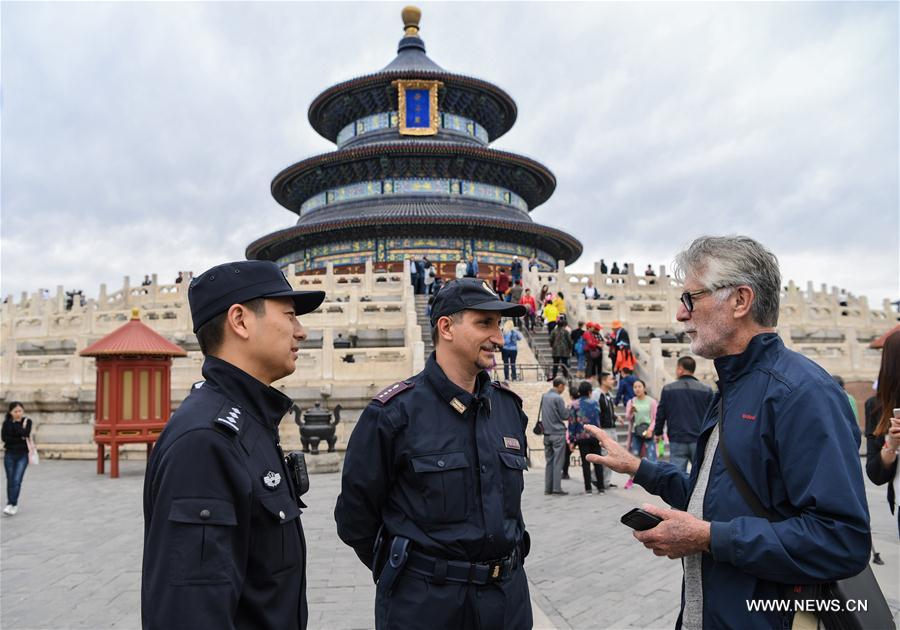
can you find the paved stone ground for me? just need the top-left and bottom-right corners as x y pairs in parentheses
(2, 460), (898, 629)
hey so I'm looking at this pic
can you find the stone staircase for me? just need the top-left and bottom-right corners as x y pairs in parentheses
(414, 294), (434, 357)
(524, 325), (554, 376)
(520, 323), (579, 381)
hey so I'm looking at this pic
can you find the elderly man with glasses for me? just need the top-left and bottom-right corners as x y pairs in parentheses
(587, 235), (870, 629)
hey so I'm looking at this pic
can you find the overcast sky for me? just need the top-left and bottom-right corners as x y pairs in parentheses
(2, 1), (898, 306)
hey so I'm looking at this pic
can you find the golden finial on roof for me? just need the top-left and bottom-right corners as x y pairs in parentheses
(402, 6), (421, 37)
(131, 307), (140, 320)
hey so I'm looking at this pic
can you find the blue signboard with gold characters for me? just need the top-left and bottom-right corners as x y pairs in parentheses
(394, 79), (442, 136)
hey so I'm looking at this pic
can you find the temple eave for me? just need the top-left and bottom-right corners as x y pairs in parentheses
(270, 143), (556, 211)
(308, 70), (518, 142)
(246, 217), (582, 265)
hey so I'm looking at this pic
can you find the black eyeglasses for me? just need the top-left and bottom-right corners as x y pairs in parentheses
(680, 289), (711, 312)
(680, 285), (735, 312)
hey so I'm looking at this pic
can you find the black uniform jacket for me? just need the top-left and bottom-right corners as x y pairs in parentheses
(142, 356), (307, 630)
(334, 353), (529, 570)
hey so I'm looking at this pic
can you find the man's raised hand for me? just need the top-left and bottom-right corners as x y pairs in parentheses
(584, 425), (640, 476)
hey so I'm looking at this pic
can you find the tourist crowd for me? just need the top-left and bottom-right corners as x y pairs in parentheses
(412, 255), (670, 384)
(538, 358), (715, 496)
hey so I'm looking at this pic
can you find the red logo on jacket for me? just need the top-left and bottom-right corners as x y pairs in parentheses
(741, 413), (756, 421)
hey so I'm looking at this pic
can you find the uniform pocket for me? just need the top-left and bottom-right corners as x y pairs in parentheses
(410, 451), (469, 523)
(167, 497), (237, 585)
(254, 494), (302, 576)
(498, 451), (527, 518)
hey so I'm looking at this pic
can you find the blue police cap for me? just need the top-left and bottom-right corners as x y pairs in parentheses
(429, 278), (526, 327)
(188, 261), (326, 333)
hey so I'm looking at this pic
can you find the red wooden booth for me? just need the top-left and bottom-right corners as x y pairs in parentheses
(80, 308), (186, 478)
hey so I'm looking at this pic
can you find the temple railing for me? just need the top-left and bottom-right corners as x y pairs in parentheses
(1, 259), (423, 394)
(519, 260), (898, 395)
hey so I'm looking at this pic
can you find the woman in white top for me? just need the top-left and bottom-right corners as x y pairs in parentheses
(423, 260), (436, 295)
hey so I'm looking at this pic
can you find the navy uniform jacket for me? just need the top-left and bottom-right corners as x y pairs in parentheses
(334, 353), (529, 569)
(142, 356), (307, 630)
(635, 334), (870, 629)
(653, 375), (714, 443)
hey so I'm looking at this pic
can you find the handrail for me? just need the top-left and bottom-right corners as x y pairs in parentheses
(489, 363), (548, 383)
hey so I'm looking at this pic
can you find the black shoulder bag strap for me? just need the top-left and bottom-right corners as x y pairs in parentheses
(716, 398), (895, 630)
(532, 394), (544, 435)
(716, 399), (780, 521)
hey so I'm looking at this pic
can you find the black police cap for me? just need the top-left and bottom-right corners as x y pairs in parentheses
(429, 278), (526, 327)
(188, 261), (326, 333)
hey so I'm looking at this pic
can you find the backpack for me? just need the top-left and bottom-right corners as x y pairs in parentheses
(574, 336), (585, 355)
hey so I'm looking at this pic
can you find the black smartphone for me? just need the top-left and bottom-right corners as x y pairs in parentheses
(620, 508), (663, 531)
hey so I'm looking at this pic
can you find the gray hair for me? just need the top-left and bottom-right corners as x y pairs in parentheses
(674, 235), (781, 327)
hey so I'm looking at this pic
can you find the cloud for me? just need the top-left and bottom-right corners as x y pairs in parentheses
(2, 2), (897, 304)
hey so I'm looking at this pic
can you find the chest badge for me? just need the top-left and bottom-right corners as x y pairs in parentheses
(449, 398), (467, 414)
(262, 471), (282, 490)
(503, 436), (520, 450)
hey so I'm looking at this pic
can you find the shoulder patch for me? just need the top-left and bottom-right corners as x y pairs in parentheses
(192, 380), (205, 389)
(372, 381), (414, 405)
(492, 381), (523, 405)
(213, 402), (242, 433)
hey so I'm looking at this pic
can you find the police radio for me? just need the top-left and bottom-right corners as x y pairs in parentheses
(285, 451), (310, 498)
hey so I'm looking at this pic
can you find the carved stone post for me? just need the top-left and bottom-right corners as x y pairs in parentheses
(364, 258), (374, 295)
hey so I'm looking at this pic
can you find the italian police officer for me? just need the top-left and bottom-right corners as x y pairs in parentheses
(335, 277), (533, 629)
(141, 260), (325, 630)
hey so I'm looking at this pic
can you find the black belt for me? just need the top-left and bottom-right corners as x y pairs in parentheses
(404, 546), (521, 585)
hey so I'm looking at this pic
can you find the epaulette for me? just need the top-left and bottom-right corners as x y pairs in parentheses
(212, 400), (243, 434)
(372, 381), (414, 405)
(192, 380), (205, 390)
(491, 381), (523, 406)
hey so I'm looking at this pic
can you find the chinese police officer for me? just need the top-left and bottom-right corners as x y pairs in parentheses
(141, 260), (325, 630)
(335, 277), (533, 629)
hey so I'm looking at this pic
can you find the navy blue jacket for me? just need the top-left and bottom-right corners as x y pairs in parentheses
(634, 334), (870, 629)
(614, 374), (637, 406)
(142, 356), (307, 630)
(654, 375), (714, 443)
(334, 353), (529, 568)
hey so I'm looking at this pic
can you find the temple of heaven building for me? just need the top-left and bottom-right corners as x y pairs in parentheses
(246, 6), (582, 277)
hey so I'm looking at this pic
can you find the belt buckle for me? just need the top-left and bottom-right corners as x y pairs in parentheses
(488, 560), (503, 582)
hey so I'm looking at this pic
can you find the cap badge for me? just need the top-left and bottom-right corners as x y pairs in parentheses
(450, 398), (467, 414)
(481, 281), (498, 297)
(263, 471), (282, 489)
